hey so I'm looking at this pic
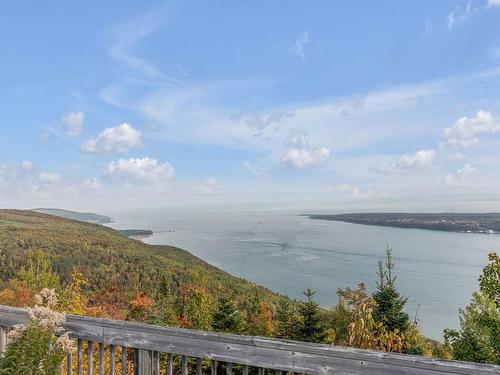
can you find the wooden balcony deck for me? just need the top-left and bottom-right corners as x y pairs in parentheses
(0, 305), (498, 375)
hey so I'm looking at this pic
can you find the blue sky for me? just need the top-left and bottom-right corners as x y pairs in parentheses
(1, 1), (500, 211)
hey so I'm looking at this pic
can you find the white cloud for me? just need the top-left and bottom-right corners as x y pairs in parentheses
(21, 161), (33, 170)
(108, 13), (174, 81)
(374, 149), (435, 175)
(443, 110), (499, 147)
(286, 129), (309, 148)
(81, 123), (141, 154)
(447, 11), (456, 31)
(195, 178), (218, 194)
(104, 157), (174, 182)
(425, 19), (433, 35)
(334, 184), (375, 200)
(242, 162), (269, 178)
(281, 147), (330, 169)
(448, 151), (466, 160)
(447, 2), (481, 31)
(488, 0), (500, 8)
(444, 163), (479, 184)
(83, 177), (101, 189)
(62, 111), (84, 137)
(38, 172), (60, 185)
(289, 31), (310, 60)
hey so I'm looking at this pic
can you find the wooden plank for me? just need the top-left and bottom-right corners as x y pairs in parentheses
(77, 339), (83, 375)
(242, 365), (248, 375)
(88, 341), (94, 375)
(154, 351), (160, 375)
(98, 343), (104, 375)
(67, 352), (73, 375)
(0, 326), (6, 359)
(226, 362), (232, 375)
(134, 349), (153, 375)
(0, 305), (499, 375)
(197, 358), (203, 375)
(211, 360), (218, 375)
(167, 353), (173, 375)
(182, 355), (188, 375)
(122, 347), (128, 375)
(110, 345), (116, 375)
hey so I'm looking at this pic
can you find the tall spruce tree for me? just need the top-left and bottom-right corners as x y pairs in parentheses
(373, 246), (409, 332)
(296, 289), (326, 343)
(213, 295), (242, 333)
(274, 297), (300, 340)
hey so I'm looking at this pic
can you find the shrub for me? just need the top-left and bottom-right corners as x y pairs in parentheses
(0, 289), (74, 375)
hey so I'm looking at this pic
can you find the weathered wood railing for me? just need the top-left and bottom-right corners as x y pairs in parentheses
(0, 305), (498, 375)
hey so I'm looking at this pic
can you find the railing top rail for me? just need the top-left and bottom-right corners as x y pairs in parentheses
(1, 305), (498, 375)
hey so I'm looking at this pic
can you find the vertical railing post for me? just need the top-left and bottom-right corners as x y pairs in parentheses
(154, 351), (160, 375)
(109, 345), (116, 375)
(167, 353), (173, 375)
(134, 349), (152, 375)
(181, 355), (188, 375)
(0, 326), (6, 359)
(66, 352), (73, 375)
(98, 343), (104, 375)
(77, 339), (83, 375)
(88, 341), (94, 375)
(121, 347), (128, 375)
(196, 358), (202, 375)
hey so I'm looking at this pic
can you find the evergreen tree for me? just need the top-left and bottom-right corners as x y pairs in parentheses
(296, 289), (326, 343)
(372, 246), (409, 332)
(243, 294), (273, 336)
(153, 276), (179, 327)
(213, 295), (242, 333)
(328, 295), (353, 346)
(274, 297), (300, 340)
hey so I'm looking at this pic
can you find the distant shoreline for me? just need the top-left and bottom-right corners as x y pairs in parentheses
(117, 229), (154, 239)
(33, 208), (154, 239)
(304, 212), (500, 234)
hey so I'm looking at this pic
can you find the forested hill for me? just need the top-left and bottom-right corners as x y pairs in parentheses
(306, 212), (500, 233)
(0, 209), (294, 328)
(33, 208), (113, 224)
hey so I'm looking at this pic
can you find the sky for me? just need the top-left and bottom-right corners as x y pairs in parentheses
(1, 0), (500, 212)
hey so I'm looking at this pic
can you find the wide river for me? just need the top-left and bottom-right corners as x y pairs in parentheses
(107, 208), (500, 340)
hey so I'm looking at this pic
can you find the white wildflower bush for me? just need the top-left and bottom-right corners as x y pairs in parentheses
(0, 289), (74, 375)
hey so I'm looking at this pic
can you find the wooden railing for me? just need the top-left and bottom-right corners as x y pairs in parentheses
(0, 305), (498, 375)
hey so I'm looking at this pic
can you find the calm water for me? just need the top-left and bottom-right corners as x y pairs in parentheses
(106, 208), (500, 340)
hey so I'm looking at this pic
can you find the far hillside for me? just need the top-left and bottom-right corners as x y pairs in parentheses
(306, 212), (500, 233)
(33, 208), (113, 224)
(0, 209), (294, 330)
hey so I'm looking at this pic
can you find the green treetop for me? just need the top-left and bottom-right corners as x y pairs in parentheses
(213, 295), (242, 333)
(372, 246), (409, 333)
(296, 288), (326, 343)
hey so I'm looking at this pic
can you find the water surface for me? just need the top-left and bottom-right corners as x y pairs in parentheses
(107, 208), (500, 340)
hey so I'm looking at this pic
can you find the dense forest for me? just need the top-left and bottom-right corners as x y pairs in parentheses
(0, 210), (498, 364)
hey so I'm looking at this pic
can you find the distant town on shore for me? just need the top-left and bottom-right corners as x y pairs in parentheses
(306, 212), (500, 234)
